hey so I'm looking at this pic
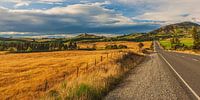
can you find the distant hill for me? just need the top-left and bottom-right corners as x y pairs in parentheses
(150, 21), (200, 34)
(75, 33), (104, 38)
(0, 37), (27, 42)
(69, 33), (105, 42)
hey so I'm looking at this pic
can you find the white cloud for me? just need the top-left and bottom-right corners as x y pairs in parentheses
(0, 1), (136, 33)
(0, 32), (29, 35)
(7, 1), (133, 26)
(0, 0), (65, 8)
(38, 0), (64, 2)
(14, 1), (30, 8)
(116, 0), (200, 25)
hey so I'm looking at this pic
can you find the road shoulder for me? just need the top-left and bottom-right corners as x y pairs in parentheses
(104, 53), (190, 100)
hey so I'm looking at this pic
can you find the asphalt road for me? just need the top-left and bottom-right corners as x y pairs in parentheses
(155, 41), (200, 100)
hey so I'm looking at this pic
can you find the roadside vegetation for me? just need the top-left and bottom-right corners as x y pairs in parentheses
(44, 51), (144, 100)
(159, 26), (200, 52)
(160, 38), (194, 50)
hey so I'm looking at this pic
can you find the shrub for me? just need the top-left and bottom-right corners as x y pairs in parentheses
(138, 42), (144, 49)
(0, 46), (4, 51)
(26, 47), (33, 52)
(142, 48), (149, 54)
(47, 90), (61, 100)
(118, 45), (128, 49)
(138, 42), (144, 52)
(112, 45), (118, 49)
(68, 83), (100, 100)
(106, 45), (114, 49)
(105, 44), (128, 49)
(8, 47), (17, 53)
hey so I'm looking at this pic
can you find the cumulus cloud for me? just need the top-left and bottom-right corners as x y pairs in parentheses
(5, 0), (198, 35)
(117, 0), (200, 25)
(1, 1), (152, 34)
(14, 1), (30, 8)
(0, 0), (65, 8)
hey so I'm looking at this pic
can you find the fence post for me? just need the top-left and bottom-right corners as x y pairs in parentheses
(63, 74), (66, 79)
(45, 79), (48, 91)
(86, 63), (89, 71)
(76, 67), (79, 77)
(101, 56), (103, 62)
(95, 58), (97, 66)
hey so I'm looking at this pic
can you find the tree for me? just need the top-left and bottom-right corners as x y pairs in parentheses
(92, 44), (96, 50)
(192, 26), (200, 49)
(73, 42), (77, 49)
(138, 42), (144, 51)
(192, 27), (198, 40)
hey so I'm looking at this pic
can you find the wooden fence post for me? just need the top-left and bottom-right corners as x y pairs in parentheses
(95, 59), (97, 66)
(45, 79), (48, 91)
(76, 67), (79, 77)
(86, 63), (88, 70)
(101, 56), (103, 62)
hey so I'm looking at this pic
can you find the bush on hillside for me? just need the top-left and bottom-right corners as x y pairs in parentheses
(0, 46), (4, 51)
(8, 47), (17, 53)
(118, 45), (128, 49)
(105, 45), (118, 49)
(26, 47), (33, 52)
(105, 44), (128, 49)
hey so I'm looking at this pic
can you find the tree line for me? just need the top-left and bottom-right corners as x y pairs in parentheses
(0, 41), (78, 53)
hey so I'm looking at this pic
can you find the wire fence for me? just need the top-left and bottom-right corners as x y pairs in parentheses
(43, 50), (130, 91)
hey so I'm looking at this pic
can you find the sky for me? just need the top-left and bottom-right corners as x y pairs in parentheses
(0, 0), (200, 38)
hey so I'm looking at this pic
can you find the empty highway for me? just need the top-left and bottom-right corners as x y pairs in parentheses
(155, 41), (200, 100)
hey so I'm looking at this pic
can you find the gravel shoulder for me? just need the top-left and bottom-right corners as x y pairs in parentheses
(104, 53), (191, 100)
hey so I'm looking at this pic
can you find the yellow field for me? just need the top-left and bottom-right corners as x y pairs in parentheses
(78, 41), (152, 50)
(0, 41), (151, 99)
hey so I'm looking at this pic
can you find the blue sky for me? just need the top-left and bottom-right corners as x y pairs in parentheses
(0, 0), (200, 38)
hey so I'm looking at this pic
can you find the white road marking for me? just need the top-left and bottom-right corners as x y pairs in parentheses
(159, 53), (200, 100)
(192, 58), (199, 62)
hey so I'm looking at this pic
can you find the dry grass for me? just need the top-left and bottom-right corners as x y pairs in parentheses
(78, 41), (152, 51)
(0, 41), (151, 100)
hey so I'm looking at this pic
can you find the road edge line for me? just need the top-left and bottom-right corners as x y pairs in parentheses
(159, 53), (200, 100)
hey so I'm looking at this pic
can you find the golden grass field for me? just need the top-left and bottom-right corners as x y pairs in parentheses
(0, 41), (152, 100)
(78, 41), (151, 50)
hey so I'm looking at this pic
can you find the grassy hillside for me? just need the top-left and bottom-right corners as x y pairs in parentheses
(67, 33), (105, 42)
(153, 22), (200, 51)
(150, 21), (200, 35)
(159, 38), (194, 50)
(180, 38), (193, 47)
